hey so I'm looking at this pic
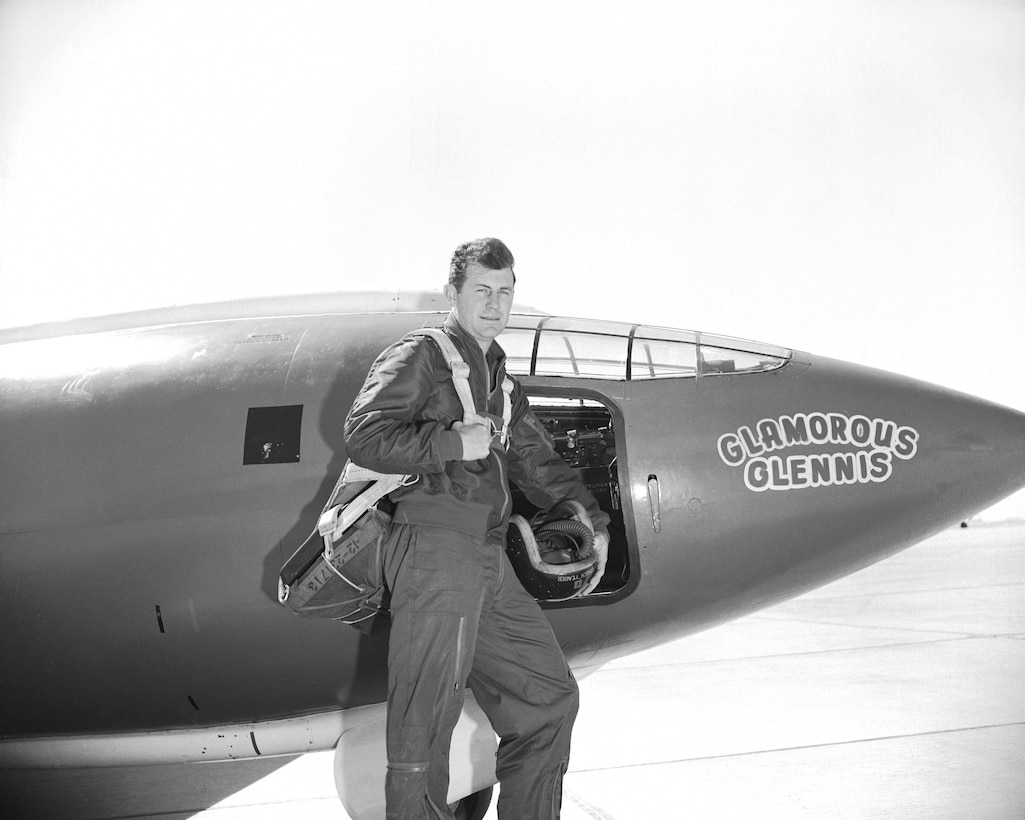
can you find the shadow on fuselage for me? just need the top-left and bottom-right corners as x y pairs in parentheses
(0, 756), (299, 820)
(258, 358), (393, 707)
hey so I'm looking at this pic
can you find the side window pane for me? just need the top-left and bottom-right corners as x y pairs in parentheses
(499, 328), (537, 375)
(535, 331), (627, 379)
(631, 338), (699, 379)
(701, 344), (788, 375)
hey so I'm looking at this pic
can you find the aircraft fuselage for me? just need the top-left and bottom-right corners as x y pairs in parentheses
(2, 299), (1023, 761)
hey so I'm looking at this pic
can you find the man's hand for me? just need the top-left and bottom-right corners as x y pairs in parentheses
(453, 420), (492, 461)
(580, 531), (609, 597)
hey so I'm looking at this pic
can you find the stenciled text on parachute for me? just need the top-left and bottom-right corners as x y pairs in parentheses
(717, 412), (920, 493)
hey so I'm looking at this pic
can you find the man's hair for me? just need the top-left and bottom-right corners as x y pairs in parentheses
(449, 238), (516, 291)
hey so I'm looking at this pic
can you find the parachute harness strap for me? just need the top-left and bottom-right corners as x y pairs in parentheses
(413, 328), (481, 424)
(499, 375), (514, 447)
(414, 328), (514, 446)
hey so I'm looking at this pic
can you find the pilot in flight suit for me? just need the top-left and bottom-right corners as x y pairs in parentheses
(344, 238), (610, 819)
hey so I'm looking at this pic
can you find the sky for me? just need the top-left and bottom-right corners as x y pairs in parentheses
(1, 0), (1023, 518)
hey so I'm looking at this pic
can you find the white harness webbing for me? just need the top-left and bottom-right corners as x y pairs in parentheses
(413, 327), (514, 446)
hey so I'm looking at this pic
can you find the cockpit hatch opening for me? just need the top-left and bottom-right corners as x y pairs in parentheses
(512, 393), (633, 606)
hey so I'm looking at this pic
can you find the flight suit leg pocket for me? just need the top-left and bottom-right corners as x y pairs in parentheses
(411, 527), (483, 591)
(393, 610), (468, 731)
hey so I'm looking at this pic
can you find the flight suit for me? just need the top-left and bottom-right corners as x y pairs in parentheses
(344, 315), (610, 819)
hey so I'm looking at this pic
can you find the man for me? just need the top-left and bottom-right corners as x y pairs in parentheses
(344, 237), (610, 819)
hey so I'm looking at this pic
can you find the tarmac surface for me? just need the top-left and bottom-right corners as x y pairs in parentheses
(3, 522), (1023, 819)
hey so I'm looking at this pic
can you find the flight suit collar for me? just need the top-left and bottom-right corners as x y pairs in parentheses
(443, 311), (508, 377)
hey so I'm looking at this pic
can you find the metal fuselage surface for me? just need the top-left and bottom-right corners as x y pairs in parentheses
(2, 301), (1023, 760)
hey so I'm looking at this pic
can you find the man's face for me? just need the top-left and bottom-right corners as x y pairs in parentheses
(445, 263), (515, 352)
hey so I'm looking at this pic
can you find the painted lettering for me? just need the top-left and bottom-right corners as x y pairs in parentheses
(788, 455), (809, 488)
(758, 418), (784, 452)
(829, 413), (848, 444)
(849, 415), (872, 446)
(834, 452), (857, 484)
(770, 456), (787, 486)
(717, 432), (746, 467)
(808, 413), (830, 443)
(780, 414), (810, 446)
(869, 450), (892, 481)
(809, 453), (832, 486)
(894, 426), (919, 459)
(739, 425), (764, 458)
(745, 458), (770, 492)
(719, 411), (919, 494)
(873, 419), (896, 449)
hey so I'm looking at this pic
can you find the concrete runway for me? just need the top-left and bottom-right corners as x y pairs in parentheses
(4, 522), (1023, 819)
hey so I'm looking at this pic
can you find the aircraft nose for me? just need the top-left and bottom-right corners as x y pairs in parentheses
(888, 369), (1022, 520)
(933, 388), (1025, 517)
(786, 353), (1025, 530)
(646, 353), (1025, 634)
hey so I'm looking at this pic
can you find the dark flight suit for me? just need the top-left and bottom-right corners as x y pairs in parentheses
(344, 315), (610, 819)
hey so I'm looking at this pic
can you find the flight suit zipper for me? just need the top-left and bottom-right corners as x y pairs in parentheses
(453, 614), (466, 693)
(478, 341), (512, 528)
